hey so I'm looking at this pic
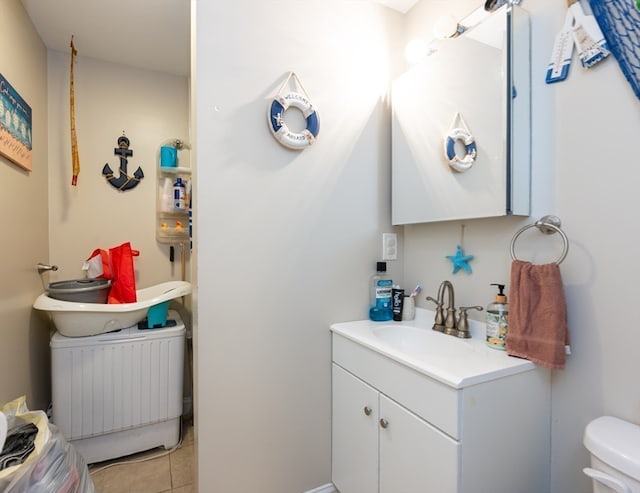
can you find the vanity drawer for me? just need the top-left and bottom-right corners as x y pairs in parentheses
(332, 333), (460, 440)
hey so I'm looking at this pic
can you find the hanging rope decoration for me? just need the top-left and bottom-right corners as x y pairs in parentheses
(444, 112), (477, 172)
(445, 224), (475, 274)
(268, 72), (320, 150)
(70, 36), (80, 186)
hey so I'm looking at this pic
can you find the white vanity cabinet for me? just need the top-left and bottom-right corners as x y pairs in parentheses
(331, 327), (551, 493)
(332, 364), (458, 493)
(379, 392), (458, 493)
(332, 364), (378, 493)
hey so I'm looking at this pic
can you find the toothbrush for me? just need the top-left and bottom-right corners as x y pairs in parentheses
(410, 284), (422, 297)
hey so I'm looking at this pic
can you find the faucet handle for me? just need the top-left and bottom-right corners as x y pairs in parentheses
(425, 295), (440, 307)
(456, 306), (483, 338)
(426, 295), (445, 330)
(459, 305), (483, 312)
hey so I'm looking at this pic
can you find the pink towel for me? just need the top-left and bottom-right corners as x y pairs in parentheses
(506, 260), (570, 370)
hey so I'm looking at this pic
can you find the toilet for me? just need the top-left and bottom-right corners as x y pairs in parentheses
(583, 416), (640, 493)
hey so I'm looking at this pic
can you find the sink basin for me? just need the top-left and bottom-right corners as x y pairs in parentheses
(330, 308), (536, 388)
(371, 324), (474, 357)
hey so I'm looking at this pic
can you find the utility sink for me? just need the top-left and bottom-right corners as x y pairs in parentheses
(330, 308), (535, 388)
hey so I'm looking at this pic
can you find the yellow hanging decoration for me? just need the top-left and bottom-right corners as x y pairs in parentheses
(70, 36), (80, 186)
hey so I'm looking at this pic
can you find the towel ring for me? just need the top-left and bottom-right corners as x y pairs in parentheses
(510, 215), (569, 265)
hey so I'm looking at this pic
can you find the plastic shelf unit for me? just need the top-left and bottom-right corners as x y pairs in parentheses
(156, 144), (192, 245)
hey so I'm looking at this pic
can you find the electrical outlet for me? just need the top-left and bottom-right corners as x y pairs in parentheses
(382, 233), (398, 260)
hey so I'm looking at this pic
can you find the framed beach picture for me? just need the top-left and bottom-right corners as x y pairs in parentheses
(0, 73), (32, 171)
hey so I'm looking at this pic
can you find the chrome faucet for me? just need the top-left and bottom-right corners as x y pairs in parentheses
(426, 280), (457, 333)
(439, 281), (458, 336)
(427, 281), (484, 338)
(426, 283), (445, 332)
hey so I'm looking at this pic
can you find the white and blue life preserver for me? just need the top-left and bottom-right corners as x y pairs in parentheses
(268, 92), (320, 150)
(445, 127), (477, 172)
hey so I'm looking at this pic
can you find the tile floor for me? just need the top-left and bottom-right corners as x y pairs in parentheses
(89, 422), (195, 493)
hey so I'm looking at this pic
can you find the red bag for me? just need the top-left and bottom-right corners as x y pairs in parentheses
(107, 242), (140, 304)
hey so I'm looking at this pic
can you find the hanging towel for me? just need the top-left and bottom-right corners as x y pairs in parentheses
(506, 260), (570, 370)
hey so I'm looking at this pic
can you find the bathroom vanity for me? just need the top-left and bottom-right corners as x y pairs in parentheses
(330, 309), (550, 493)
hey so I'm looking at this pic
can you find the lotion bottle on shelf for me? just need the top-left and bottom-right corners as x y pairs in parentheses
(369, 261), (393, 322)
(486, 283), (509, 350)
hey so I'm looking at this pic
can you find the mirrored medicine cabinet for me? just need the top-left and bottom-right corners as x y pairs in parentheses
(391, 5), (531, 225)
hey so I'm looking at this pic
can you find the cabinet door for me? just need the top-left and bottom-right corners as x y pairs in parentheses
(332, 364), (379, 493)
(379, 395), (460, 493)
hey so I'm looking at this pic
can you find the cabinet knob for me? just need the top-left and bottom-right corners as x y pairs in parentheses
(363, 406), (372, 416)
(379, 418), (389, 429)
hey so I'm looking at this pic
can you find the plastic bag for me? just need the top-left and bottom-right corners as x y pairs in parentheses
(107, 242), (139, 304)
(0, 397), (95, 493)
(84, 248), (111, 280)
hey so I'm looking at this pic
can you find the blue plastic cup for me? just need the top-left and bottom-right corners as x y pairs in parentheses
(160, 146), (177, 167)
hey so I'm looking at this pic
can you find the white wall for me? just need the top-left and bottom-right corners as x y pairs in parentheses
(0, 0), (50, 410)
(401, 1), (640, 492)
(194, 1), (403, 490)
(47, 51), (190, 288)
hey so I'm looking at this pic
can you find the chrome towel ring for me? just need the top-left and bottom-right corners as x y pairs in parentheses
(510, 215), (569, 265)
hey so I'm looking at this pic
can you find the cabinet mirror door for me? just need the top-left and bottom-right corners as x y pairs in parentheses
(392, 5), (531, 225)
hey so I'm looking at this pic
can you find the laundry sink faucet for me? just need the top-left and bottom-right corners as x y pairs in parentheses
(37, 263), (58, 274)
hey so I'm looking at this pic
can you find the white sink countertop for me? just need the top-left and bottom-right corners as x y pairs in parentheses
(330, 308), (535, 389)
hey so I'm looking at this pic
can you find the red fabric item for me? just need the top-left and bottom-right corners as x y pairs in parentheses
(107, 242), (139, 304)
(86, 248), (112, 279)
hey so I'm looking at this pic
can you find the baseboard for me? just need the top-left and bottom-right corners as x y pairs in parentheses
(304, 483), (337, 493)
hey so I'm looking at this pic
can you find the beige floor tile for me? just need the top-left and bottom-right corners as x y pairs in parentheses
(95, 455), (172, 493)
(90, 470), (105, 492)
(172, 484), (195, 493)
(88, 422), (195, 493)
(170, 442), (195, 488)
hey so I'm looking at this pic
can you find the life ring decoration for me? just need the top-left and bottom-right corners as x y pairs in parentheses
(268, 72), (320, 150)
(444, 112), (477, 173)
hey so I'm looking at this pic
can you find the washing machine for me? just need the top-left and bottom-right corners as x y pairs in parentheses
(50, 310), (185, 464)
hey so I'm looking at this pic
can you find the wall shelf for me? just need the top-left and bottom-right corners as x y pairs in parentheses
(156, 145), (191, 245)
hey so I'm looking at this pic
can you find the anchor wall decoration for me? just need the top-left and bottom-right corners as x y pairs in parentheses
(102, 133), (144, 191)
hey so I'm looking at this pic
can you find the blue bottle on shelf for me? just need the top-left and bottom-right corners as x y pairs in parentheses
(369, 261), (393, 321)
(173, 177), (186, 211)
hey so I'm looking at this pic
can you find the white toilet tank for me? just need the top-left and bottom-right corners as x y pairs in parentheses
(584, 416), (640, 493)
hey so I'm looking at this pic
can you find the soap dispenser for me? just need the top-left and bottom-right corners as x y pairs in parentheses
(486, 283), (509, 350)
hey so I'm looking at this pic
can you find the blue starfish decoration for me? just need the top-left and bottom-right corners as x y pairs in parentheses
(446, 245), (474, 274)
